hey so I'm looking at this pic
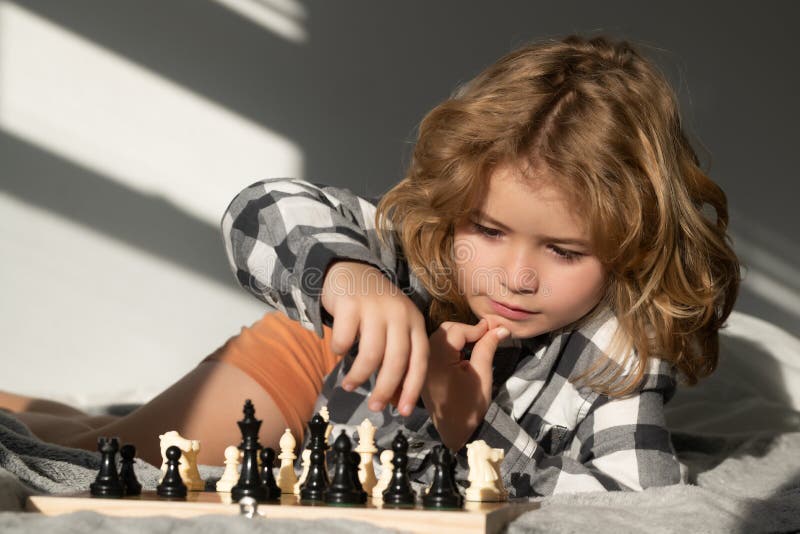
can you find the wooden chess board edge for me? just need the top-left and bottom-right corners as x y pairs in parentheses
(25, 493), (539, 534)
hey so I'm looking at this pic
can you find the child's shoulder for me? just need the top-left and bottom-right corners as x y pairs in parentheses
(562, 306), (677, 396)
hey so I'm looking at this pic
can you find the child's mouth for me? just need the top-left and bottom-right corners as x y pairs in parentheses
(489, 299), (537, 320)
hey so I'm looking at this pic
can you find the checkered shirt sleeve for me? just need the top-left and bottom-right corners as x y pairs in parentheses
(221, 178), (429, 337)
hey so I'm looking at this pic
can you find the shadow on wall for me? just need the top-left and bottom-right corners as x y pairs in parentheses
(0, 130), (235, 288)
(3, 0), (799, 337)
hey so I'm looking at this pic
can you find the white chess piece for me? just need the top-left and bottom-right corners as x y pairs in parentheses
(276, 428), (298, 493)
(293, 449), (311, 495)
(158, 430), (205, 491)
(215, 445), (241, 492)
(465, 440), (508, 502)
(319, 405), (333, 445)
(371, 449), (394, 500)
(355, 419), (378, 494)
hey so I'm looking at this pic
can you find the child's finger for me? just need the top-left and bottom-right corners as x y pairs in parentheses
(342, 319), (386, 395)
(330, 307), (360, 356)
(396, 321), (430, 416)
(469, 327), (510, 397)
(388, 384), (402, 408)
(443, 318), (488, 350)
(371, 323), (410, 410)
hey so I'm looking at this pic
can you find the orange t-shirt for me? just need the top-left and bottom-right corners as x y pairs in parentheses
(204, 311), (342, 442)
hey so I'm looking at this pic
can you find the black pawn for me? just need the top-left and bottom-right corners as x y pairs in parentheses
(119, 444), (142, 496)
(90, 437), (124, 498)
(349, 451), (367, 498)
(232, 399), (267, 502)
(300, 413), (330, 502)
(157, 445), (187, 499)
(422, 445), (463, 509)
(259, 447), (281, 501)
(325, 430), (366, 505)
(382, 431), (416, 507)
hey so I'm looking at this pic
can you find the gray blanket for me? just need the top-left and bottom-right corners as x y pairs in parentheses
(1, 409), (799, 533)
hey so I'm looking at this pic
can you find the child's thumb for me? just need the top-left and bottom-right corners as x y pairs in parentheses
(469, 327), (510, 394)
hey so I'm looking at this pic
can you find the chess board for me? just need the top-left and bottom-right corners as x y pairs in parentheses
(26, 491), (540, 534)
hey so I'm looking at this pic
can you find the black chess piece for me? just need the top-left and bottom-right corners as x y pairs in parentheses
(382, 431), (416, 507)
(422, 445), (464, 509)
(259, 447), (281, 501)
(90, 437), (124, 498)
(156, 445), (187, 499)
(325, 430), (366, 505)
(119, 443), (142, 496)
(232, 399), (268, 502)
(349, 450), (367, 498)
(300, 413), (330, 502)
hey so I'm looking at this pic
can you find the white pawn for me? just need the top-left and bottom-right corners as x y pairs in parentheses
(215, 445), (241, 492)
(371, 449), (394, 501)
(293, 449), (311, 495)
(355, 419), (378, 495)
(276, 428), (298, 493)
(465, 440), (508, 502)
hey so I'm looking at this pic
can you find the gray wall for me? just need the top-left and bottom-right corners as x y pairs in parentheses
(1, 0), (797, 403)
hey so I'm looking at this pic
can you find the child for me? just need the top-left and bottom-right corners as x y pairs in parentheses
(4, 35), (740, 497)
(215, 34), (740, 496)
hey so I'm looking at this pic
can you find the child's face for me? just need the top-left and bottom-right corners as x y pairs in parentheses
(453, 162), (607, 339)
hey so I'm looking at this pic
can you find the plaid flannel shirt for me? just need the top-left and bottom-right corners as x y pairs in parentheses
(221, 177), (683, 497)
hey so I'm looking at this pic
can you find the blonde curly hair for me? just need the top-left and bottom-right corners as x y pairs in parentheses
(375, 35), (741, 396)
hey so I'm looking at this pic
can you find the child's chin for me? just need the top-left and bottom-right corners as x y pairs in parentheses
(481, 314), (530, 332)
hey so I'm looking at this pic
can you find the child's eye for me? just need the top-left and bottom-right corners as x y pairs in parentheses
(471, 222), (503, 238)
(550, 246), (581, 262)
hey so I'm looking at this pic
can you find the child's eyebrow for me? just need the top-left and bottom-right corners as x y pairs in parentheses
(472, 210), (590, 247)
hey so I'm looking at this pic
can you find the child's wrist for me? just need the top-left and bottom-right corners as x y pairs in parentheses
(321, 261), (369, 313)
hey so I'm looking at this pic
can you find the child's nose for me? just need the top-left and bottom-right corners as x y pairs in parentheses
(501, 249), (539, 294)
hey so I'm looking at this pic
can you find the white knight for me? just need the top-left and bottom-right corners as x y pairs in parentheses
(465, 440), (508, 502)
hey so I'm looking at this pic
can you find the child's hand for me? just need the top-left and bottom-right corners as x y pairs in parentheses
(421, 319), (510, 451)
(321, 261), (429, 417)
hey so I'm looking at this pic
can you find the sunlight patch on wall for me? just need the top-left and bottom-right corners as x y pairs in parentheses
(733, 230), (800, 319)
(210, 0), (307, 43)
(0, 1), (303, 226)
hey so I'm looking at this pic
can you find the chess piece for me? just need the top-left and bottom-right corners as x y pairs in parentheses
(382, 431), (416, 506)
(158, 430), (205, 491)
(355, 419), (378, 494)
(157, 445), (188, 499)
(232, 399), (268, 502)
(90, 437), (124, 498)
(325, 430), (366, 505)
(216, 445), (241, 492)
(300, 413), (330, 501)
(259, 447), (281, 501)
(319, 405), (333, 445)
(350, 451), (366, 496)
(293, 449), (311, 495)
(465, 440), (508, 502)
(422, 445), (463, 509)
(119, 444), (142, 496)
(276, 428), (298, 493)
(371, 449), (394, 500)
